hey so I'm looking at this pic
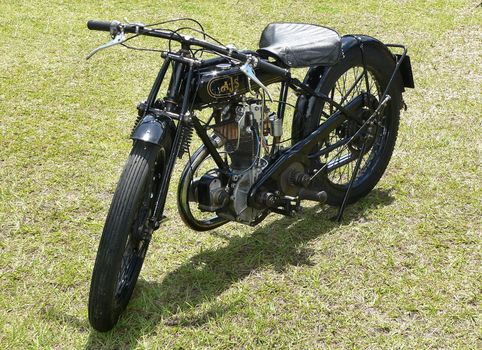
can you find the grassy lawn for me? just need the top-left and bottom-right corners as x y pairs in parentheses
(1, 0), (480, 348)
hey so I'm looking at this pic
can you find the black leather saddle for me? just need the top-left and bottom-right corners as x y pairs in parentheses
(258, 23), (342, 68)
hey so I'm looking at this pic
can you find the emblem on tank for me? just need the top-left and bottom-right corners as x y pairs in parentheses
(207, 75), (241, 98)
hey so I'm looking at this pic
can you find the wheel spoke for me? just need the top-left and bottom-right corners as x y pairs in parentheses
(339, 70), (365, 106)
(320, 67), (386, 187)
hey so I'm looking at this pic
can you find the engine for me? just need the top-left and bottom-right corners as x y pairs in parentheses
(195, 99), (282, 224)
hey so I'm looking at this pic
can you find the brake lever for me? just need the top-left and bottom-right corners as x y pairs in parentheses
(240, 56), (273, 101)
(86, 31), (126, 60)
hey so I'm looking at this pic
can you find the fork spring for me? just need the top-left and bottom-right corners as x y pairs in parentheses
(177, 124), (193, 159)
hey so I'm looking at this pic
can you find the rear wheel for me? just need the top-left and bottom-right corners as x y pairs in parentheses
(88, 141), (165, 332)
(294, 45), (401, 205)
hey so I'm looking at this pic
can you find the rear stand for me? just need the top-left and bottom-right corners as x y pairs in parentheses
(335, 141), (367, 222)
(334, 39), (408, 222)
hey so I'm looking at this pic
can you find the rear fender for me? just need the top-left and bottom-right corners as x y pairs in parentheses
(341, 35), (413, 90)
(305, 35), (413, 92)
(292, 35), (412, 143)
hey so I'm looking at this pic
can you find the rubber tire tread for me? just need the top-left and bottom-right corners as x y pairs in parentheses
(299, 45), (402, 206)
(88, 141), (159, 332)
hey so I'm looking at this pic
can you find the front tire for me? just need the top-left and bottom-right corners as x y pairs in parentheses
(88, 141), (165, 332)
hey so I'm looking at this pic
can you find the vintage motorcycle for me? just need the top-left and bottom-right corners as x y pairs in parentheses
(85, 18), (414, 331)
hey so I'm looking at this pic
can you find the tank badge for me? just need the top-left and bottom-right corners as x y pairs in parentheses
(208, 75), (241, 98)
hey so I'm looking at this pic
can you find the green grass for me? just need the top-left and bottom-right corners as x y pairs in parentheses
(1, 0), (481, 348)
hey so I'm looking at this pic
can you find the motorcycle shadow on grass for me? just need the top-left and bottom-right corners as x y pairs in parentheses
(85, 188), (394, 348)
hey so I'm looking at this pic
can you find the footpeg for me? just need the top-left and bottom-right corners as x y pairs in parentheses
(298, 189), (327, 203)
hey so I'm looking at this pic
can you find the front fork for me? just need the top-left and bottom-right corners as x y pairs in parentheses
(151, 63), (194, 228)
(132, 56), (220, 230)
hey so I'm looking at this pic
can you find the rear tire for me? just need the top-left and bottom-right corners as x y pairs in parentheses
(88, 141), (165, 332)
(293, 43), (402, 205)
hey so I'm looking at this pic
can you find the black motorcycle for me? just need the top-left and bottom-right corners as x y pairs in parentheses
(85, 18), (414, 331)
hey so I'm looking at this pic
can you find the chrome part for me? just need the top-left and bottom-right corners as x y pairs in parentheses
(226, 44), (237, 56)
(210, 133), (226, 148)
(86, 31), (126, 60)
(216, 63), (232, 70)
(249, 102), (263, 125)
(269, 113), (283, 137)
(240, 56), (273, 101)
(221, 158), (268, 224)
(198, 99), (272, 224)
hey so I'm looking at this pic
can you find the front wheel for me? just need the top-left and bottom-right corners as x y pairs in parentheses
(88, 141), (165, 332)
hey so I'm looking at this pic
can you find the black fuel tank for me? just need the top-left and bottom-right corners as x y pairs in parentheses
(194, 63), (283, 106)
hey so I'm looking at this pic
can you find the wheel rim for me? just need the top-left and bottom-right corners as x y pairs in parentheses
(319, 65), (390, 188)
(115, 237), (147, 300)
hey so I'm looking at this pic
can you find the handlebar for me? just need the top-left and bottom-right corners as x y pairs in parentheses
(255, 59), (288, 77)
(87, 20), (144, 35)
(87, 20), (114, 32)
(86, 19), (290, 78)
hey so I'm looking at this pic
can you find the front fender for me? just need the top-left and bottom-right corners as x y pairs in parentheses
(130, 114), (174, 147)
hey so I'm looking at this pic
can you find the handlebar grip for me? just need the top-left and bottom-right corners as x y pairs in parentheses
(256, 59), (290, 78)
(87, 20), (114, 32)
